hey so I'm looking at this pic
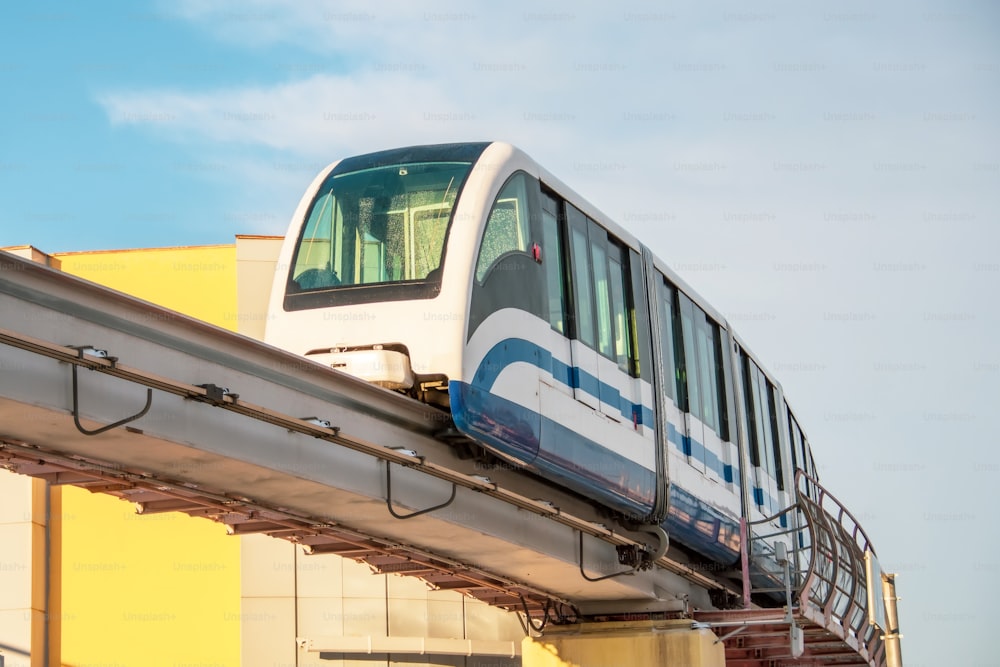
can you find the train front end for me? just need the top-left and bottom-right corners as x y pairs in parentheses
(265, 143), (496, 407)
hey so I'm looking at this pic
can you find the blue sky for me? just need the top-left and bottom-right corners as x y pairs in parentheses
(3, 1), (999, 663)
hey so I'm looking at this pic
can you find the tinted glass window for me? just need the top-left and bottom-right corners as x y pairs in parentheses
(788, 411), (801, 471)
(475, 172), (533, 282)
(656, 279), (677, 401)
(590, 237), (613, 359)
(540, 195), (566, 334)
(695, 318), (719, 433)
(677, 294), (728, 435)
(290, 161), (472, 291)
(768, 383), (785, 491)
(627, 251), (650, 380)
(679, 296), (701, 420)
(743, 355), (784, 506)
(607, 252), (631, 372)
(567, 206), (596, 347)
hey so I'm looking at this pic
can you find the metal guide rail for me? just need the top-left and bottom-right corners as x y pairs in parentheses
(0, 251), (732, 619)
(694, 471), (902, 667)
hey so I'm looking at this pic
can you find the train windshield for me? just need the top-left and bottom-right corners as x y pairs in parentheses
(288, 161), (473, 297)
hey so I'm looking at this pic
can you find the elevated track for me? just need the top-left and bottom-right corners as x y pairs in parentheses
(0, 251), (730, 619)
(0, 250), (902, 666)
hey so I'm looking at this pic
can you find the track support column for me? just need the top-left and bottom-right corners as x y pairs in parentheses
(523, 619), (726, 667)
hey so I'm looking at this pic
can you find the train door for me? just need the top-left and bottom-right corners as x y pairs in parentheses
(677, 293), (707, 473)
(770, 385), (793, 514)
(565, 204), (600, 409)
(741, 351), (778, 518)
(590, 228), (638, 422)
(738, 348), (797, 556)
(539, 191), (573, 397)
(654, 279), (687, 464)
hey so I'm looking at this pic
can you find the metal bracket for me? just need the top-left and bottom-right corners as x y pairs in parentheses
(70, 349), (152, 436)
(578, 525), (669, 582)
(195, 383), (238, 405)
(384, 461), (456, 520)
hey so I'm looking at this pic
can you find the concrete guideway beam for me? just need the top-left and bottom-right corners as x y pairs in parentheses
(0, 250), (733, 614)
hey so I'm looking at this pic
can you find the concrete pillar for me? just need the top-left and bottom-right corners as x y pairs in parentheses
(0, 471), (59, 667)
(523, 619), (726, 667)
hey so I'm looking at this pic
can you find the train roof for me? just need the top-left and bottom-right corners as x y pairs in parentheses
(330, 142), (492, 176)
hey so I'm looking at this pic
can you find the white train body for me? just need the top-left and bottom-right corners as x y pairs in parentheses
(266, 142), (819, 568)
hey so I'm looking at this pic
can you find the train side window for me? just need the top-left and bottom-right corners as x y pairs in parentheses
(475, 172), (533, 283)
(561, 211), (639, 376)
(743, 355), (782, 510)
(567, 205), (596, 348)
(607, 247), (632, 373)
(712, 325), (731, 440)
(678, 295), (702, 421)
(742, 355), (761, 467)
(768, 383), (785, 491)
(589, 225), (614, 360)
(694, 314), (720, 435)
(670, 288), (688, 409)
(756, 369), (776, 483)
(656, 279), (677, 401)
(627, 250), (651, 380)
(586, 221), (636, 373)
(540, 193), (566, 334)
(788, 411), (801, 472)
(677, 294), (728, 437)
(791, 414), (809, 484)
(791, 414), (806, 494)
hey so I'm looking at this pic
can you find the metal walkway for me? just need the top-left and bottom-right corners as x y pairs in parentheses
(0, 251), (730, 619)
(694, 472), (902, 667)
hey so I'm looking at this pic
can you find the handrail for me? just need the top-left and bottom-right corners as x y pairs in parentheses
(741, 469), (886, 666)
(794, 468), (876, 556)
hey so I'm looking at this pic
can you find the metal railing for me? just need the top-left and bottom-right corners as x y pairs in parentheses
(744, 469), (886, 665)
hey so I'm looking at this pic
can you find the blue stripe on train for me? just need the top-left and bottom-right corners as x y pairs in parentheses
(665, 422), (738, 488)
(472, 338), (741, 488)
(473, 338), (655, 427)
(450, 380), (741, 564)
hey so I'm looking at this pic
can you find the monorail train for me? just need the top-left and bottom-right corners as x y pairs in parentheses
(265, 141), (820, 571)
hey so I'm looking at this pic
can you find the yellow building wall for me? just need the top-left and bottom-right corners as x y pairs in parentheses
(523, 620), (726, 667)
(54, 245), (242, 667)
